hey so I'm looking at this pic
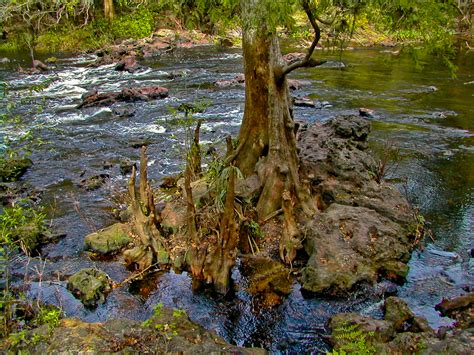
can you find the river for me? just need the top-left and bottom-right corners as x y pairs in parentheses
(1, 45), (472, 352)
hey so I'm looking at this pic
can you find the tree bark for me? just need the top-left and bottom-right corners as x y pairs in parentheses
(123, 147), (168, 270)
(104, 0), (115, 20)
(231, 0), (318, 264)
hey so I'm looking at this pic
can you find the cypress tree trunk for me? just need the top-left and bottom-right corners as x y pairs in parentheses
(232, 0), (314, 263)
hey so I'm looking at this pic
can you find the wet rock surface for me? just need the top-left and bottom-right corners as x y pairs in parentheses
(297, 116), (416, 294)
(435, 292), (474, 329)
(329, 297), (474, 354)
(9, 308), (265, 354)
(84, 223), (132, 255)
(77, 86), (169, 108)
(240, 255), (294, 307)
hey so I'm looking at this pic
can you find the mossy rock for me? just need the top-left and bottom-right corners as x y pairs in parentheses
(0, 157), (33, 182)
(11, 313), (265, 354)
(84, 223), (132, 255)
(67, 268), (112, 308)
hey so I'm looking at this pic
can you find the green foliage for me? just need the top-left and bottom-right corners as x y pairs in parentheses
(0, 201), (47, 254)
(5, 305), (61, 349)
(329, 322), (376, 355)
(108, 8), (155, 40)
(153, 0), (239, 33)
(248, 220), (263, 239)
(172, 308), (187, 318)
(210, 165), (243, 211)
(34, 307), (61, 330)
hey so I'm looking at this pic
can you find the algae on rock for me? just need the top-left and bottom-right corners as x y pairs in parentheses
(84, 223), (132, 255)
(67, 268), (112, 308)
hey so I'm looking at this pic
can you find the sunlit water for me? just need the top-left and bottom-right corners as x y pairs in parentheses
(1, 45), (473, 352)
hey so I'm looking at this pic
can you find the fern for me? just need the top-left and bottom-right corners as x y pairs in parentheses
(329, 322), (376, 355)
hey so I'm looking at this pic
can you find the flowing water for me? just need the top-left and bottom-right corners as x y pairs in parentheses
(1, 45), (473, 353)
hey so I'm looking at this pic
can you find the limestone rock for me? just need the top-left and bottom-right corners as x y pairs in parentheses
(329, 297), (474, 354)
(301, 204), (411, 294)
(240, 255), (293, 307)
(16, 310), (266, 354)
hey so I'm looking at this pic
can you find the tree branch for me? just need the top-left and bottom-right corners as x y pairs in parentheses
(280, 0), (325, 77)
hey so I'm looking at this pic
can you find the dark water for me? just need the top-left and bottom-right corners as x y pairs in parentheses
(1, 46), (473, 352)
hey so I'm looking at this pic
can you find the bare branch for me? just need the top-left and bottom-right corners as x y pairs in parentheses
(281, 0), (325, 77)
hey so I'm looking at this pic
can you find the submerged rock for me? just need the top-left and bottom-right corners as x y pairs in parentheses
(67, 268), (112, 308)
(329, 297), (473, 354)
(78, 173), (109, 191)
(84, 223), (132, 255)
(240, 255), (294, 307)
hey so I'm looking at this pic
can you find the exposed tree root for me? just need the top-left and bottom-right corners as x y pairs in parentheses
(123, 146), (169, 270)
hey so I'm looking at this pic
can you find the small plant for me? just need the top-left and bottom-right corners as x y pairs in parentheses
(172, 308), (187, 318)
(34, 307), (61, 330)
(408, 209), (427, 247)
(329, 322), (376, 355)
(369, 140), (402, 183)
(141, 303), (187, 351)
(248, 220), (263, 239)
(0, 201), (47, 254)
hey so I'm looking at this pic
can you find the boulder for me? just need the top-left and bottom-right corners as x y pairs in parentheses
(282, 52), (305, 64)
(435, 293), (474, 329)
(77, 86), (169, 108)
(298, 116), (377, 186)
(124, 246), (154, 270)
(329, 297), (473, 354)
(32, 59), (49, 72)
(67, 268), (112, 308)
(114, 55), (141, 73)
(84, 223), (132, 255)
(14, 310), (265, 354)
(301, 204), (411, 294)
